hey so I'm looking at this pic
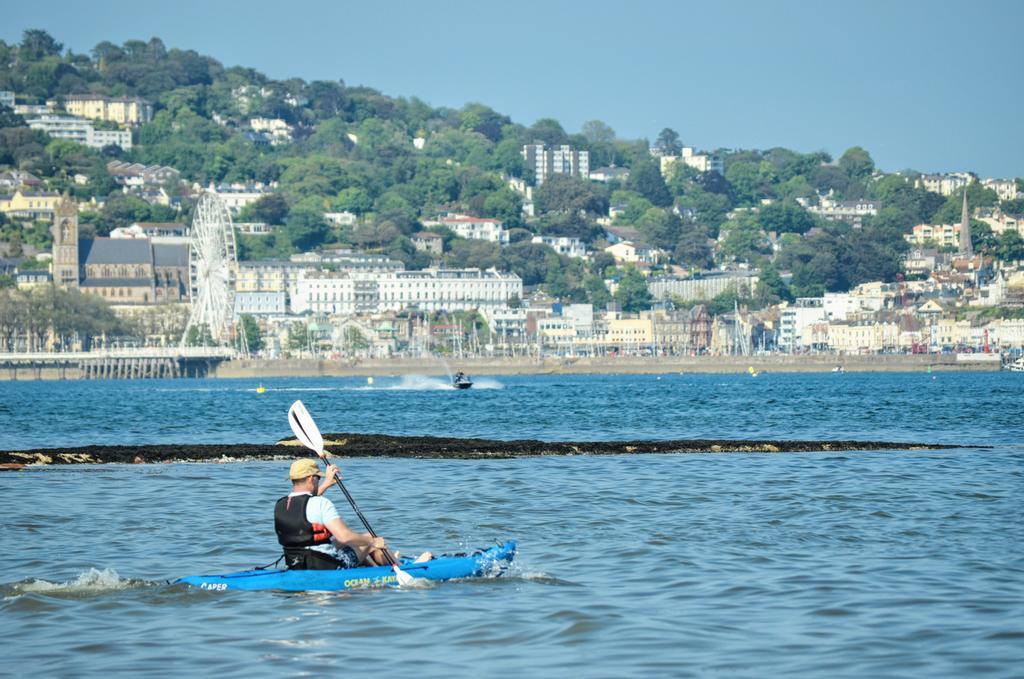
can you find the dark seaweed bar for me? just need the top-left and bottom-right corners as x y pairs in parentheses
(0, 433), (972, 466)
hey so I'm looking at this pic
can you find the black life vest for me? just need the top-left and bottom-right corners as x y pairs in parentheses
(274, 494), (332, 551)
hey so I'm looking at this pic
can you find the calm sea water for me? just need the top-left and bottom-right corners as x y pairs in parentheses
(1, 373), (1022, 677)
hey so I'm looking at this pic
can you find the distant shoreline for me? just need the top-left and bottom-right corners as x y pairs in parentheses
(0, 352), (1003, 381)
(213, 353), (1001, 379)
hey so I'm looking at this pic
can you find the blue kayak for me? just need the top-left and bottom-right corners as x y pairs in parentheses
(176, 540), (516, 592)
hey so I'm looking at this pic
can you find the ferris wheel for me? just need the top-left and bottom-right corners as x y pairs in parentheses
(182, 192), (238, 345)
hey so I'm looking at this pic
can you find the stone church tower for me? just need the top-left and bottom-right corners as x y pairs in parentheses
(52, 196), (80, 289)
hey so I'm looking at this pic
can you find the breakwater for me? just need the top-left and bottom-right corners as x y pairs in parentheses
(0, 433), (966, 466)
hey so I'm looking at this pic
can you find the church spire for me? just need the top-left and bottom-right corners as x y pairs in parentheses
(958, 188), (973, 258)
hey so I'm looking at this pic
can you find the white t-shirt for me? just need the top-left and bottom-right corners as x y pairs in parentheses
(288, 492), (343, 556)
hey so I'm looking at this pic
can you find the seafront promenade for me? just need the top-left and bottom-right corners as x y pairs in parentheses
(214, 353), (1002, 378)
(0, 351), (1003, 380)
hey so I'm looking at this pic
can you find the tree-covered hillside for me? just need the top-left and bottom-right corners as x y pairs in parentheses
(2, 30), (1022, 303)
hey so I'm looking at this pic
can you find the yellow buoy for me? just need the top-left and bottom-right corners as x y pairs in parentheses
(256, 384), (266, 394)
(367, 376), (374, 385)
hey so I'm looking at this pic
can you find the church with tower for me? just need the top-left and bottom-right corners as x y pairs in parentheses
(51, 196), (190, 305)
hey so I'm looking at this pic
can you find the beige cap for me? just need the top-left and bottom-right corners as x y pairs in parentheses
(288, 458), (321, 480)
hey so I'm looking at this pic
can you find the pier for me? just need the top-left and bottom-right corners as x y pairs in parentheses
(0, 347), (237, 380)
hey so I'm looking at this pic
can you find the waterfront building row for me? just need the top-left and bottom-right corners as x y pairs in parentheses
(293, 267), (523, 315)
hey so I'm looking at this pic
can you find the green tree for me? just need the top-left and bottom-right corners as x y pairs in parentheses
(654, 128), (682, 156)
(482, 187), (523, 227)
(185, 323), (215, 347)
(636, 208), (682, 250)
(287, 322), (309, 351)
(448, 238), (502, 271)
(614, 267), (653, 312)
(627, 158), (672, 207)
(235, 314), (264, 354)
(1001, 197), (1024, 215)
(239, 193), (289, 225)
(580, 120), (616, 145)
(838, 146), (874, 180)
(754, 264), (793, 305)
(997, 230), (1024, 262)
(725, 161), (776, 206)
(20, 29), (63, 59)
(757, 200), (816, 235)
(342, 326), (370, 352)
(584, 273), (612, 307)
(673, 224), (713, 269)
(285, 203), (330, 250)
(534, 174), (608, 215)
(527, 118), (568, 146)
(500, 242), (552, 285)
(718, 212), (770, 263)
(332, 187), (373, 215)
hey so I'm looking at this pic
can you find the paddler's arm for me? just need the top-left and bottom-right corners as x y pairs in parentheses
(323, 517), (387, 552)
(317, 464), (341, 496)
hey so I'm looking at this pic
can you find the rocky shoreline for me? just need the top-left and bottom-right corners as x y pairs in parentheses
(0, 433), (969, 467)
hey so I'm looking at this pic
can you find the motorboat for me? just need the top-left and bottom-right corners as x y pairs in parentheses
(453, 371), (473, 389)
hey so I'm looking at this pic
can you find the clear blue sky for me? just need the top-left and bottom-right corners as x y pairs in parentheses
(3, 0), (1022, 178)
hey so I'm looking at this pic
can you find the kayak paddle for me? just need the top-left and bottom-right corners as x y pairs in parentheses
(287, 399), (414, 586)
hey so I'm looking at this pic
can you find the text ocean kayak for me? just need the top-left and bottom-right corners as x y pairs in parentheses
(176, 540), (516, 591)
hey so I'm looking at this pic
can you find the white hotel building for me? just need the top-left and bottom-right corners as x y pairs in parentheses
(294, 268), (523, 315)
(27, 114), (133, 150)
(432, 215), (510, 245)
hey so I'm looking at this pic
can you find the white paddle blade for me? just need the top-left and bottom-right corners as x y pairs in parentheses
(288, 400), (325, 457)
(393, 565), (415, 586)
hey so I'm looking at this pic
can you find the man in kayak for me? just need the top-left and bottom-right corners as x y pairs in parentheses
(275, 459), (397, 570)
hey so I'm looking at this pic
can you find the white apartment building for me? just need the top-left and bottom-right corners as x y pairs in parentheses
(64, 94), (153, 125)
(27, 114), (132, 150)
(205, 182), (275, 213)
(561, 303), (595, 337)
(522, 144), (589, 184)
(291, 250), (403, 272)
(14, 102), (54, 116)
(808, 197), (880, 227)
(294, 272), (382, 315)
(236, 259), (314, 297)
(531, 235), (588, 258)
(0, 91), (13, 109)
(234, 291), (288, 318)
(482, 306), (527, 341)
(235, 222), (274, 235)
(434, 215), (510, 244)
(659, 147), (724, 178)
(294, 268), (523, 315)
(324, 211), (357, 226)
(588, 166), (630, 183)
(906, 223), (964, 248)
(823, 290), (886, 322)
(779, 298), (827, 352)
(978, 209), (1023, 237)
(916, 172), (975, 196)
(249, 117), (293, 144)
(981, 178), (1019, 202)
(827, 322), (900, 353)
